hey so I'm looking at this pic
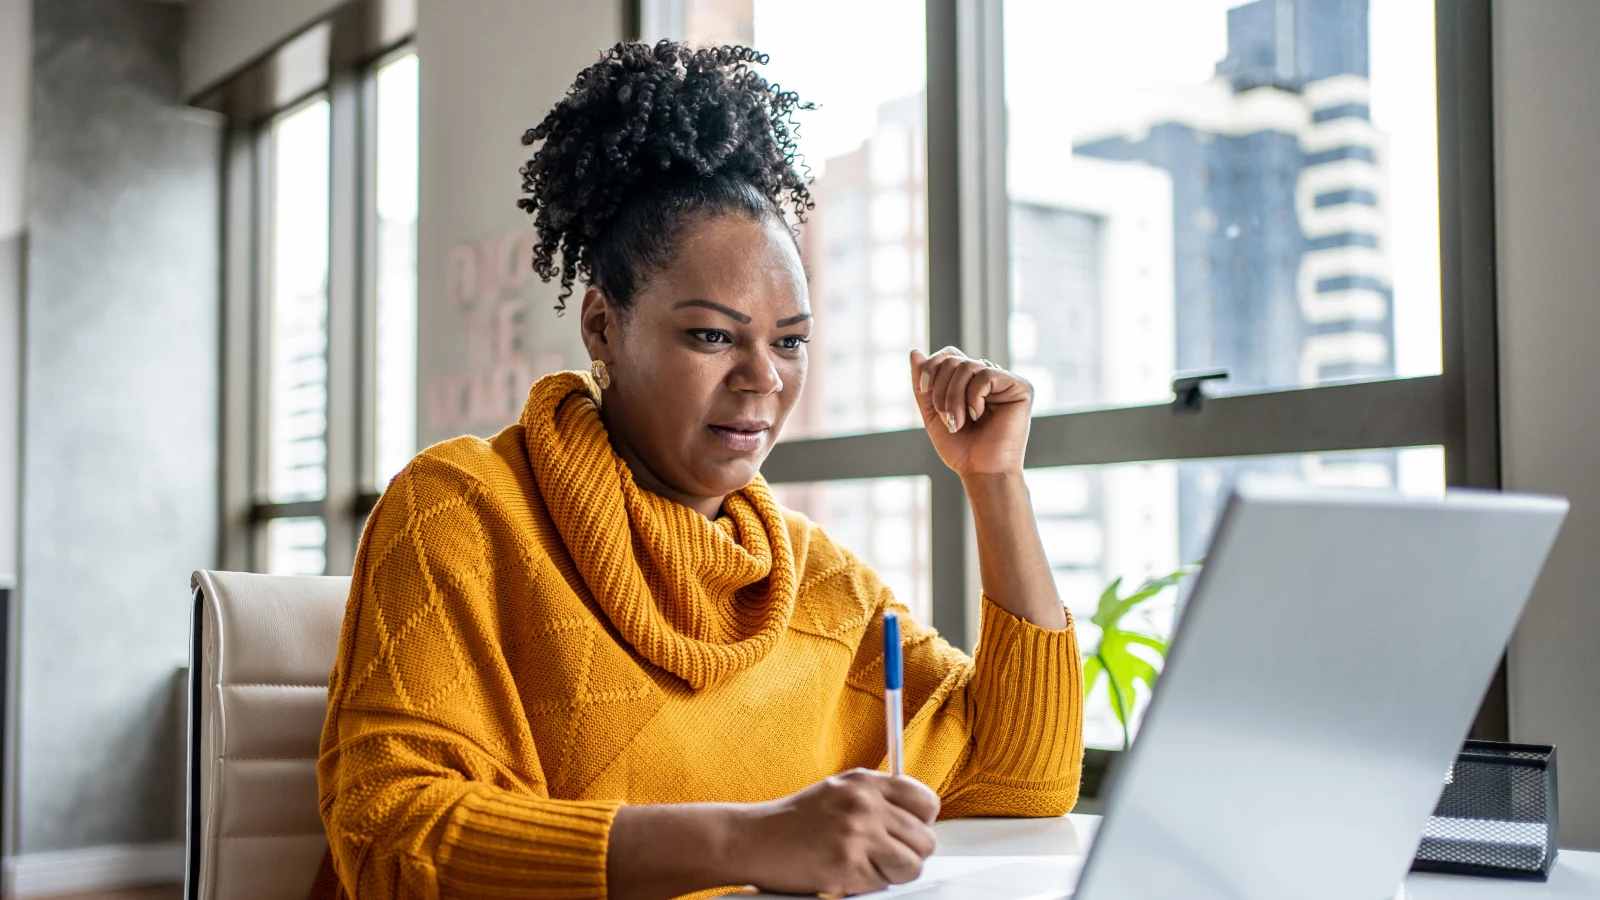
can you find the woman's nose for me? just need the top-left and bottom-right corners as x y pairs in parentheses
(728, 347), (783, 395)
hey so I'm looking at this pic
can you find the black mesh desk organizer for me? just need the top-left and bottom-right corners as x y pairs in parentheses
(1411, 740), (1558, 880)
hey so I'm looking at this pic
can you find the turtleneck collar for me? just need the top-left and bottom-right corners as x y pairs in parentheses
(520, 370), (797, 690)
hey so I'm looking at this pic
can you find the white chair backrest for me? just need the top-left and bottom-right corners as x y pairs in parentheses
(187, 570), (349, 900)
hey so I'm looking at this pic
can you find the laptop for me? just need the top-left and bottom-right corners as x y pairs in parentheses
(852, 482), (1569, 900)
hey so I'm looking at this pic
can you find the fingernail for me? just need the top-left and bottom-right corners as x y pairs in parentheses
(945, 413), (957, 433)
(968, 404), (979, 421)
(919, 371), (930, 393)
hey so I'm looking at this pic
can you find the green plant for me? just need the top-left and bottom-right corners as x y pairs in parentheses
(1082, 563), (1201, 751)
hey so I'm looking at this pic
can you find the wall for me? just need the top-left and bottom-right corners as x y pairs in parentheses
(1494, 0), (1600, 851)
(0, 0), (27, 586)
(180, 0), (348, 99)
(18, 0), (220, 854)
(414, 0), (621, 449)
(0, 0), (26, 862)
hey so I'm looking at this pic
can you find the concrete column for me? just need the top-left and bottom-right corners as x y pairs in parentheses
(17, 0), (219, 853)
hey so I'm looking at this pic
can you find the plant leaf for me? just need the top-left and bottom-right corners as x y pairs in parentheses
(1090, 577), (1125, 630)
(1082, 654), (1104, 702)
(1122, 632), (1169, 655)
(1100, 632), (1159, 695)
(1094, 565), (1198, 629)
(1083, 562), (1202, 748)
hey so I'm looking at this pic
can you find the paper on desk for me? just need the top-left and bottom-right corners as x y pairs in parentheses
(863, 857), (1083, 900)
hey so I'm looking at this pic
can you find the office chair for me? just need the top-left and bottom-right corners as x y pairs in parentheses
(186, 570), (349, 900)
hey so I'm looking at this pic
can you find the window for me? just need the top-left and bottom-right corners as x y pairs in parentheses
(1030, 445), (1445, 749)
(263, 98), (331, 575)
(266, 98), (331, 507)
(372, 54), (420, 486)
(653, 0), (1501, 772)
(225, 39), (420, 577)
(1004, 0), (1441, 414)
(266, 517), (327, 577)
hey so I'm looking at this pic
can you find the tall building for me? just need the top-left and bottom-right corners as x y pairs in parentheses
(1079, 0), (1390, 390)
(1073, 0), (1396, 560)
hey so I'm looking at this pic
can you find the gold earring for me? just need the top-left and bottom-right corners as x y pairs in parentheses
(590, 359), (612, 390)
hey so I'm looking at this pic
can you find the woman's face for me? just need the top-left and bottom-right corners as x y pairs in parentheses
(579, 212), (810, 516)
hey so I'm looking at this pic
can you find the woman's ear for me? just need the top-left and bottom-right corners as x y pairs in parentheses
(578, 285), (613, 362)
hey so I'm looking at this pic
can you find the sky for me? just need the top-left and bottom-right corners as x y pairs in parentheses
(749, 0), (1443, 379)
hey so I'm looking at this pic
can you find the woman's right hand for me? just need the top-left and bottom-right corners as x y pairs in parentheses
(730, 768), (941, 895)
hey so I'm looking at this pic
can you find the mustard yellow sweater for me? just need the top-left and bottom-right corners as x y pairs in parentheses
(316, 371), (1084, 898)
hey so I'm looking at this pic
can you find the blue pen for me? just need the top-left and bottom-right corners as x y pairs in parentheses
(883, 611), (904, 776)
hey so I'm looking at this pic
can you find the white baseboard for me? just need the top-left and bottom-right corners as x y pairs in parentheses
(3, 841), (183, 898)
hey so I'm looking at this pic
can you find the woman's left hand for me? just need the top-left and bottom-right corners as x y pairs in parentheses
(910, 348), (1033, 479)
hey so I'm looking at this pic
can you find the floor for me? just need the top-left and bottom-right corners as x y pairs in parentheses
(44, 886), (181, 900)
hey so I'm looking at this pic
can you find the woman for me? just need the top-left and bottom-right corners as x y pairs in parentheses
(316, 41), (1082, 900)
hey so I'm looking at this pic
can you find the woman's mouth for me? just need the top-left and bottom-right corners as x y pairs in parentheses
(708, 422), (770, 452)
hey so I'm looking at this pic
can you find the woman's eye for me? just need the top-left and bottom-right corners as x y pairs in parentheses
(690, 329), (731, 345)
(777, 335), (810, 351)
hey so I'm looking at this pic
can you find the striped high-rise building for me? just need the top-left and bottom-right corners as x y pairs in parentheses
(1074, 0), (1394, 560)
(1078, 0), (1390, 392)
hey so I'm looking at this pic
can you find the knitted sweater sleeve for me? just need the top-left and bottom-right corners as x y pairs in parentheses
(893, 591), (1084, 819)
(316, 463), (619, 899)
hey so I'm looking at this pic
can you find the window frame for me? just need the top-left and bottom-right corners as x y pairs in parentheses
(643, 0), (1505, 765)
(252, 92), (338, 571)
(214, 13), (417, 578)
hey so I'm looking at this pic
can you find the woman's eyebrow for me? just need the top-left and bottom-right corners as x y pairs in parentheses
(674, 298), (751, 324)
(776, 313), (813, 327)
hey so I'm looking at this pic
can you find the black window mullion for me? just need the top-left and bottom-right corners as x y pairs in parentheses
(1437, 0), (1502, 494)
(763, 376), (1450, 484)
(249, 126), (275, 572)
(220, 127), (257, 573)
(926, 0), (970, 651)
(324, 69), (363, 576)
(1437, 0), (1507, 742)
(357, 62), (382, 501)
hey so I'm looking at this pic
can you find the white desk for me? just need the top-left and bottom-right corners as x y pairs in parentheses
(754, 815), (1600, 899)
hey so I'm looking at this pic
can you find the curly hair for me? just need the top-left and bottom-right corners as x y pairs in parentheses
(517, 41), (815, 313)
